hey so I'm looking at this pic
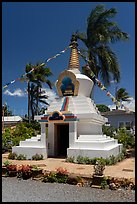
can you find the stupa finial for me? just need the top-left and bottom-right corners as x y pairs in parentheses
(68, 33), (80, 70)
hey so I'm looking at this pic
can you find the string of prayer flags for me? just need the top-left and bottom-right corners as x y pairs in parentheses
(101, 86), (106, 90)
(78, 49), (131, 112)
(3, 45), (71, 90)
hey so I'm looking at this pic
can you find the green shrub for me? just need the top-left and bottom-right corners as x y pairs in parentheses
(2, 122), (41, 153)
(102, 125), (117, 138)
(3, 160), (11, 167)
(116, 128), (135, 149)
(8, 152), (17, 160)
(76, 156), (91, 164)
(55, 173), (68, 183)
(108, 155), (117, 165)
(31, 165), (42, 171)
(101, 177), (109, 189)
(24, 121), (40, 132)
(66, 150), (127, 166)
(2, 128), (13, 151)
(43, 168), (69, 184)
(16, 154), (26, 160)
(32, 153), (43, 160)
(55, 167), (68, 183)
(43, 172), (57, 183)
(76, 155), (84, 164)
(83, 157), (91, 164)
(66, 156), (75, 163)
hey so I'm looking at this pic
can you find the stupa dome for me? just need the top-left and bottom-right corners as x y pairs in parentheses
(56, 34), (94, 98)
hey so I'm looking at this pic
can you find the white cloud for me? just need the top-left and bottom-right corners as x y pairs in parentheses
(108, 97), (135, 112)
(4, 89), (26, 97)
(40, 88), (57, 104)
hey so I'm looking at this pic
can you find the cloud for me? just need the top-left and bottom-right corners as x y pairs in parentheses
(40, 88), (57, 104)
(4, 89), (27, 97)
(108, 97), (135, 112)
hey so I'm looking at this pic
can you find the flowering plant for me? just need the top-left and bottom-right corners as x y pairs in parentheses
(93, 160), (105, 176)
(16, 165), (32, 179)
(56, 167), (68, 175)
(6, 164), (17, 171)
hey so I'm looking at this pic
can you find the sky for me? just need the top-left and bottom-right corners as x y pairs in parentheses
(2, 2), (135, 116)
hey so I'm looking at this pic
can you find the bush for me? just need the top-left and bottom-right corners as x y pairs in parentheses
(108, 155), (117, 165)
(90, 157), (98, 165)
(43, 168), (69, 184)
(16, 154), (26, 160)
(100, 177), (109, 189)
(2, 128), (13, 152)
(66, 156), (75, 163)
(76, 155), (87, 164)
(32, 153), (43, 160)
(24, 121), (40, 132)
(43, 172), (57, 183)
(102, 125), (117, 138)
(3, 160), (12, 167)
(8, 152), (17, 160)
(116, 128), (135, 149)
(16, 164), (33, 179)
(66, 150), (127, 166)
(2, 122), (40, 153)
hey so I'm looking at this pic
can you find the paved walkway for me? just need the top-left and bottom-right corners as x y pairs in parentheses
(2, 153), (135, 183)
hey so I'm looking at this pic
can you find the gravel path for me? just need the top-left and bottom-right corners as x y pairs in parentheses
(2, 177), (135, 202)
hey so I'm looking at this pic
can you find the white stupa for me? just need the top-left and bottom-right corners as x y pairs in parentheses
(12, 34), (122, 159)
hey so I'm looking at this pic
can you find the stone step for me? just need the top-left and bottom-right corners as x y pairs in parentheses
(68, 143), (121, 151)
(25, 138), (39, 141)
(78, 135), (108, 139)
(31, 136), (41, 140)
(74, 139), (118, 149)
(77, 137), (111, 141)
(20, 140), (42, 147)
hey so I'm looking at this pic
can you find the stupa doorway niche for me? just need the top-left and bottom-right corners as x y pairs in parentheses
(54, 123), (69, 157)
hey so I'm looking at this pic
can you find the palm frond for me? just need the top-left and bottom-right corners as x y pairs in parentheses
(39, 100), (49, 105)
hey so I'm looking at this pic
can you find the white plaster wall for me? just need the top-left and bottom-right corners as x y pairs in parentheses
(67, 143), (123, 159)
(76, 75), (93, 97)
(69, 122), (77, 148)
(47, 123), (54, 156)
(77, 122), (103, 136)
(12, 146), (47, 160)
(41, 123), (47, 145)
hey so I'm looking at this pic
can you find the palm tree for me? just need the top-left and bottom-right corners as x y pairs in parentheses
(30, 83), (50, 120)
(115, 88), (130, 109)
(31, 62), (53, 115)
(76, 4), (129, 86)
(2, 103), (13, 116)
(25, 62), (53, 122)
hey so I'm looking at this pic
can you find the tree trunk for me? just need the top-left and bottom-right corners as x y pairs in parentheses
(28, 82), (31, 123)
(31, 100), (34, 121)
(36, 83), (39, 115)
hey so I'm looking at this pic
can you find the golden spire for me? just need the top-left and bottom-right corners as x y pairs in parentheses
(68, 34), (80, 70)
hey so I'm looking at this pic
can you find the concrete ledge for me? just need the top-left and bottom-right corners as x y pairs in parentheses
(12, 146), (47, 160)
(67, 144), (122, 158)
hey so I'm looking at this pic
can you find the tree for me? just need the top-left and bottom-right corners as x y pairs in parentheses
(31, 62), (53, 115)
(96, 104), (110, 112)
(30, 83), (49, 120)
(2, 103), (13, 116)
(24, 62), (53, 122)
(115, 88), (130, 109)
(76, 4), (129, 86)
